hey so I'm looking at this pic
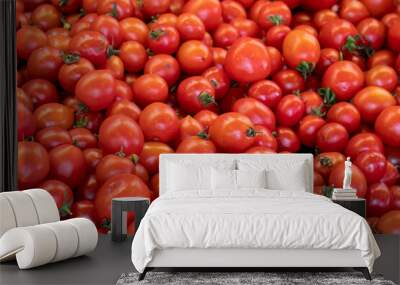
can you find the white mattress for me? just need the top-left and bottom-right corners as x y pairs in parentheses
(131, 190), (380, 273)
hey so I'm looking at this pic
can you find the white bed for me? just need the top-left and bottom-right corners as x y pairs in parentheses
(131, 154), (380, 280)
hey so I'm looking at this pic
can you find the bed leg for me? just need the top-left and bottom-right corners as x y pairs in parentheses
(138, 268), (148, 281)
(354, 267), (371, 280)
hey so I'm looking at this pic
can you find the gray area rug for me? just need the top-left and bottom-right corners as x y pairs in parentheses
(116, 271), (396, 285)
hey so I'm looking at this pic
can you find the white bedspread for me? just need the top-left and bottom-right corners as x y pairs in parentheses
(131, 190), (380, 273)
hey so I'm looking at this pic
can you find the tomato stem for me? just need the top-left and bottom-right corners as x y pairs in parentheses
(322, 185), (334, 198)
(106, 46), (120, 58)
(197, 131), (209, 139)
(60, 204), (72, 217)
(342, 35), (374, 59)
(198, 92), (216, 106)
(268, 15), (283, 25)
(149, 29), (166, 40)
(246, 127), (257, 137)
(60, 52), (80, 64)
(60, 16), (71, 30)
(109, 2), (118, 18)
(310, 104), (326, 117)
(58, 0), (69, 6)
(130, 154), (140, 164)
(79, 8), (86, 18)
(296, 61), (315, 80)
(210, 79), (219, 88)
(319, 156), (333, 167)
(318, 87), (336, 107)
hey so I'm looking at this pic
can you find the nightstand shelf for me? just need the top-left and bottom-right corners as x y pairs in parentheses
(332, 198), (366, 218)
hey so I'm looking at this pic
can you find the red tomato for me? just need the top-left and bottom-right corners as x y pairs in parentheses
(221, 0), (246, 22)
(16, 26), (47, 60)
(272, 69), (305, 94)
(114, 80), (134, 101)
(76, 70), (116, 111)
(253, 125), (278, 151)
(97, 0), (133, 20)
(339, 0), (369, 24)
(16, 88), (33, 111)
(353, 86), (396, 123)
(144, 54), (181, 86)
(355, 151), (387, 184)
(209, 112), (256, 153)
(266, 46), (284, 75)
(366, 65), (397, 92)
(69, 128), (97, 150)
(213, 23), (239, 48)
(41, 179), (73, 217)
(246, 146), (276, 154)
(182, 0), (222, 31)
(194, 110), (218, 129)
(202, 66), (230, 99)
(69, 31), (109, 66)
(77, 174), (99, 201)
(177, 76), (216, 114)
(83, 148), (103, 172)
(119, 17), (148, 44)
(147, 24), (180, 55)
(35, 127), (72, 150)
(71, 200), (99, 224)
(31, 4), (61, 31)
(178, 115), (204, 142)
(375, 106), (400, 147)
(133, 74), (168, 107)
(282, 30), (320, 76)
(18, 142), (50, 189)
(314, 152), (346, 179)
(142, 0), (171, 16)
(315, 48), (340, 74)
(367, 50), (396, 69)
(139, 102), (180, 143)
(388, 22), (400, 53)
(391, 186), (400, 210)
(119, 40), (147, 73)
(275, 127), (300, 153)
(276, 94), (305, 127)
(99, 115), (144, 156)
(248, 80), (282, 110)
(177, 136), (217, 153)
(298, 115), (326, 148)
(299, 91), (323, 115)
(49, 144), (87, 188)
(22, 79), (58, 107)
(319, 19), (357, 50)
(376, 210), (400, 234)
(33, 103), (74, 130)
(329, 162), (367, 198)
(95, 174), (151, 223)
(380, 162), (399, 187)
(176, 13), (205, 41)
(17, 103), (36, 141)
(139, 142), (174, 174)
(265, 25), (291, 50)
(302, 0), (337, 11)
(91, 15), (122, 48)
(27, 46), (63, 82)
(212, 47), (227, 67)
(177, 40), (212, 75)
(345, 132), (385, 160)
(367, 183), (392, 217)
(108, 99), (141, 121)
(224, 37), (271, 83)
(316, 122), (349, 152)
(58, 56), (95, 93)
(95, 154), (135, 185)
(357, 18), (386, 50)
(326, 102), (361, 134)
(232, 97), (276, 131)
(361, 0), (395, 18)
(322, 61), (365, 101)
(257, 1), (291, 30)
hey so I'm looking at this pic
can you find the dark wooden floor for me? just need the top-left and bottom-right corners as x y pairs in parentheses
(0, 234), (398, 285)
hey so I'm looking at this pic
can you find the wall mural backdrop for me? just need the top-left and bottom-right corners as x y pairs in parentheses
(16, 0), (400, 235)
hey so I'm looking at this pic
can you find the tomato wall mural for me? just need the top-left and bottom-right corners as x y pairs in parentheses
(16, 0), (400, 235)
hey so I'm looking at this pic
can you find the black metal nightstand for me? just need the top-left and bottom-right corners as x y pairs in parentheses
(332, 198), (366, 218)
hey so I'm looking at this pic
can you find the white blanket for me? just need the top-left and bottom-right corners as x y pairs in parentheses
(131, 190), (380, 273)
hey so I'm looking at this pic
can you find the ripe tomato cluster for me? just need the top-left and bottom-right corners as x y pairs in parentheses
(16, 0), (400, 234)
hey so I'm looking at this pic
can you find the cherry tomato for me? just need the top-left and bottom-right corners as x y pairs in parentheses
(31, 4), (61, 31)
(345, 132), (384, 160)
(272, 69), (305, 94)
(339, 0), (369, 24)
(209, 112), (256, 153)
(119, 17), (148, 44)
(119, 40), (147, 73)
(224, 37), (271, 83)
(147, 24), (180, 55)
(319, 19), (357, 50)
(253, 125), (278, 151)
(367, 183), (392, 217)
(27, 46), (63, 82)
(69, 128), (97, 149)
(176, 13), (205, 41)
(139, 102), (180, 143)
(34, 103), (74, 130)
(357, 17), (386, 50)
(298, 115), (326, 148)
(329, 161), (367, 198)
(246, 146), (276, 154)
(202, 66), (230, 99)
(265, 25), (291, 50)
(41, 179), (73, 217)
(108, 99), (141, 121)
(177, 40), (212, 75)
(69, 30), (109, 66)
(177, 76), (216, 114)
(182, 0), (222, 31)
(16, 25), (47, 60)
(98, 114), (144, 156)
(95, 154), (135, 185)
(326, 102), (361, 134)
(76, 70), (116, 111)
(71, 200), (99, 224)
(177, 136), (217, 153)
(221, 0), (246, 22)
(248, 80), (282, 110)
(322, 60), (364, 101)
(144, 54), (181, 86)
(365, 65), (397, 92)
(375, 106), (400, 147)
(265, 46), (283, 75)
(22, 79), (59, 107)
(97, 0), (133, 20)
(142, 0), (171, 16)
(58, 56), (95, 93)
(133, 74), (169, 107)
(380, 162), (399, 187)
(139, 142), (174, 174)
(193, 110), (218, 129)
(302, 0), (337, 11)
(316, 122), (349, 152)
(276, 94), (305, 127)
(361, 0), (395, 18)
(18, 141), (50, 189)
(257, 1), (291, 30)
(355, 151), (387, 184)
(376, 211), (400, 234)
(275, 127), (300, 153)
(391, 186), (400, 210)
(314, 152), (345, 179)
(178, 115), (204, 142)
(35, 127), (72, 150)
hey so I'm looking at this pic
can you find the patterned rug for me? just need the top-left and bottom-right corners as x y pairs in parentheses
(116, 271), (396, 285)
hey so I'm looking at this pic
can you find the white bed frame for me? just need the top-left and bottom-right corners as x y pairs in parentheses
(140, 154), (371, 280)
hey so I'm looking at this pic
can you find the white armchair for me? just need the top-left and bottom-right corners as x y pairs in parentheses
(0, 189), (98, 269)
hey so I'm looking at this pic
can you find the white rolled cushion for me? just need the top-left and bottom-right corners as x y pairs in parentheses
(167, 163), (212, 192)
(24, 189), (60, 224)
(212, 168), (237, 190)
(236, 169), (267, 189)
(0, 196), (17, 238)
(0, 192), (39, 227)
(0, 226), (57, 269)
(65, 218), (98, 257)
(42, 222), (79, 262)
(0, 218), (97, 269)
(266, 167), (306, 191)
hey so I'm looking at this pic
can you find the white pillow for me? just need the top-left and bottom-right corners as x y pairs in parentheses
(236, 169), (267, 189)
(266, 167), (306, 191)
(167, 163), (212, 191)
(212, 168), (237, 190)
